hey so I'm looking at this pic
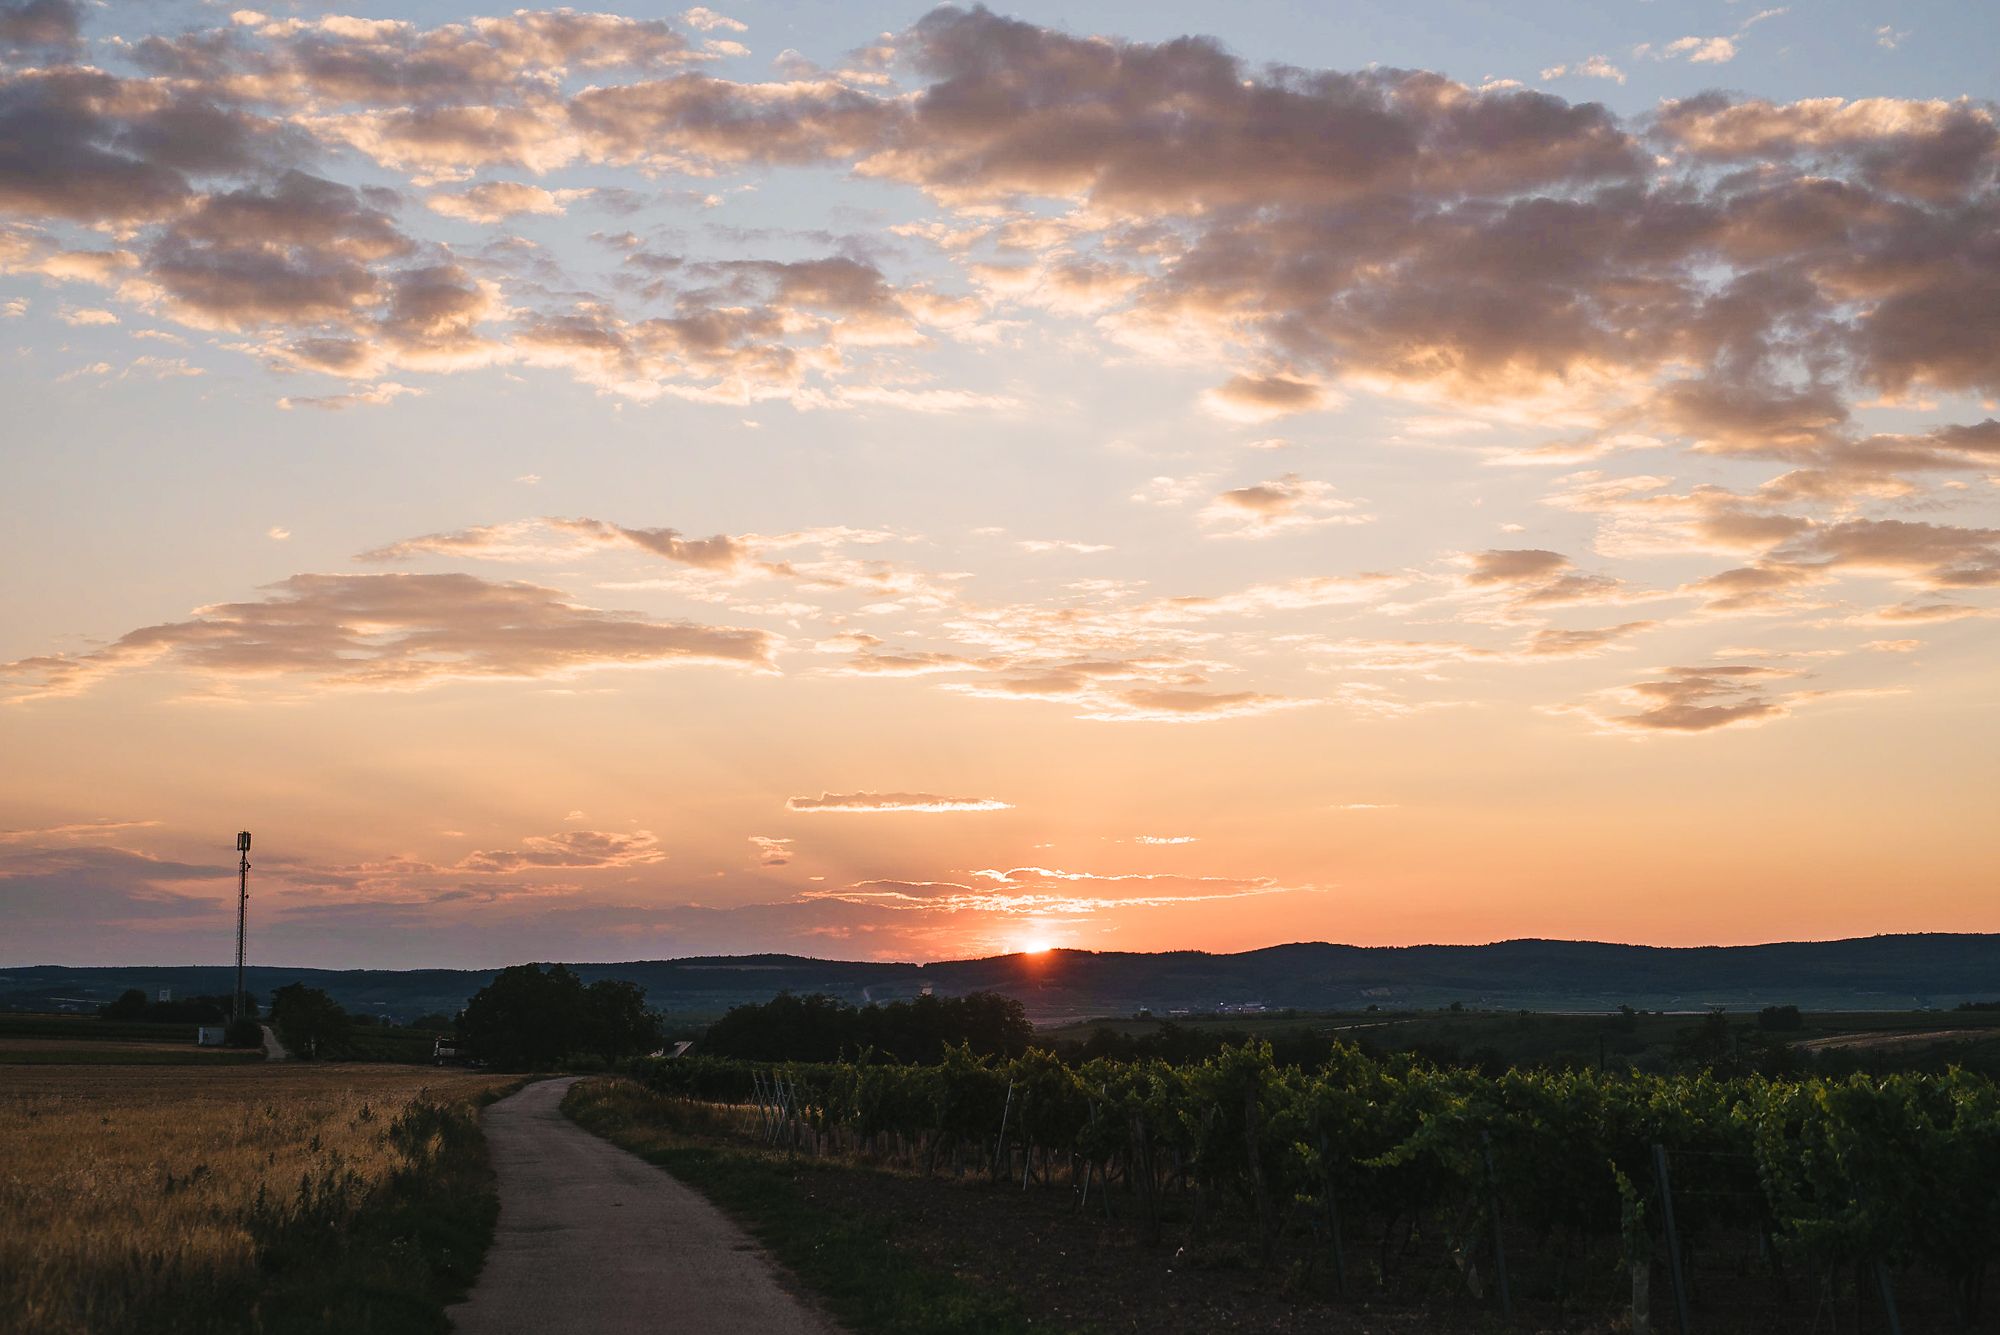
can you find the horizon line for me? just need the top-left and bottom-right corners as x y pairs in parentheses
(8, 929), (1995, 975)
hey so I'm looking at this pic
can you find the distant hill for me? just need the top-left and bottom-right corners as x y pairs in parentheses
(6, 934), (1998, 1025)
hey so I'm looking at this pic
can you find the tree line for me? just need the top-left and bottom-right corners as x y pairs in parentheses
(700, 990), (1032, 1063)
(454, 963), (664, 1068)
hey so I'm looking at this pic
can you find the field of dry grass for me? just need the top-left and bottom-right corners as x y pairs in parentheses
(0, 1064), (517, 1335)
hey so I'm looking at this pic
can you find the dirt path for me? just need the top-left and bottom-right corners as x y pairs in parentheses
(449, 1076), (839, 1335)
(258, 1025), (289, 1061)
(1794, 1027), (1985, 1053)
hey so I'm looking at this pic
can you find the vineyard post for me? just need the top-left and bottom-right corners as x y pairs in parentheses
(1135, 1113), (1161, 1245)
(1319, 1131), (1348, 1295)
(1481, 1130), (1512, 1320)
(1019, 1088), (1033, 1189)
(993, 1081), (1015, 1179)
(1874, 1260), (1903, 1335)
(1651, 1143), (1692, 1335)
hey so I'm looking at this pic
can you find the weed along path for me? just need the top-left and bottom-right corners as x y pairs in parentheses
(450, 1077), (840, 1335)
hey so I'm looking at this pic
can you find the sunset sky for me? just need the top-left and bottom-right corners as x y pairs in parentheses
(3, 0), (1997, 969)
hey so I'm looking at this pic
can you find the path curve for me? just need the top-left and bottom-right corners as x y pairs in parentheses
(449, 1076), (839, 1335)
(259, 1024), (289, 1061)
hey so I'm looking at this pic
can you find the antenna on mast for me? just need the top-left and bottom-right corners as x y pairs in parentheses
(234, 831), (252, 1022)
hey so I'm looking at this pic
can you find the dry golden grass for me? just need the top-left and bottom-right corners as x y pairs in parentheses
(0, 1064), (515, 1335)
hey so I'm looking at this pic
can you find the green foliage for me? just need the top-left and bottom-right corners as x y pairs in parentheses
(269, 984), (349, 1059)
(99, 990), (242, 1024)
(457, 963), (664, 1069)
(237, 1096), (500, 1335)
(701, 990), (1032, 1063)
(1758, 1004), (1804, 1031)
(633, 1041), (2000, 1319)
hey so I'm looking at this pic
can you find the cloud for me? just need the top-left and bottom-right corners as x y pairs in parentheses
(0, 819), (162, 844)
(1199, 473), (1368, 538)
(1647, 36), (1737, 65)
(0, 0), (80, 52)
(1521, 621), (1658, 656)
(811, 866), (1306, 917)
(2, 572), (773, 700)
(362, 516), (749, 569)
(1017, 539), (1113, 554)
(1460, 548), (1636, 611)
(3, 4), (1991, 439)
(681, 9), (747, 35)
(457, 829), (666, 873)
(1540, 56), (1627, 84)
(786, 792), (1012, 814)
(1200, 374), (1335, 422)
(0, 844), (226, 927)
(1596, 664), (1799, 733)
(278, 384), (422, 411)
(1076, 686), (1314, 724)
(1793, 518), (2000, 588)
(749, 835), (792, 866)
(427, 181), (592, 223)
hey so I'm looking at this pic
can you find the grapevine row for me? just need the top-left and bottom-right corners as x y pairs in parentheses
(632, 1041), (2000, 1322)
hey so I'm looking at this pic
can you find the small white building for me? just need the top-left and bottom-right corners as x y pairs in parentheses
(195, 1026), (226, 1047)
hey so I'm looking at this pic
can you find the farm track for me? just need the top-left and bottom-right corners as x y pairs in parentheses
(1794, 1026), (1987, 1052)
(450, 1076), (840, 1335)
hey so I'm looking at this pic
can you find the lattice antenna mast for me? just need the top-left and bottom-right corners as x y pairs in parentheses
(234, 831), (252, 1021)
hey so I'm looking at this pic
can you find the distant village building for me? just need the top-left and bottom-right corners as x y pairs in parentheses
(195, 1026), (226, 1047)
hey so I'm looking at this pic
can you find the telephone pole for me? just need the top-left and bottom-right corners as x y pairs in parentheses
(234, 831), (252, 1021)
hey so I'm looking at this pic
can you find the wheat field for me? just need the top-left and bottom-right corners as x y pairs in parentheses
(0, 1064), (515, 1335)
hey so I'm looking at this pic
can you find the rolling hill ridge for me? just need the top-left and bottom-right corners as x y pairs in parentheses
(6, 933), (1998, 1024)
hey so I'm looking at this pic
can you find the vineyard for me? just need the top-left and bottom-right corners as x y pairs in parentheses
(631, 1042), (2000, 1332)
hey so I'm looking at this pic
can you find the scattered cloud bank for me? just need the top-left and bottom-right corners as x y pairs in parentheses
(0, 573), (771, 700)
(786, 792), (1011, 814)
(0, 4), (1994, 744)
(0, 3), (1992, 434)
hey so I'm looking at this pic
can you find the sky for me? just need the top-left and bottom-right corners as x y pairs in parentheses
(2, 0), (1997, 969)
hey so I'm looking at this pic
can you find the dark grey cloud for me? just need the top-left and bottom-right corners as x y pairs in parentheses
(0, 0), (80, 53)
(1, 572), (774, 699)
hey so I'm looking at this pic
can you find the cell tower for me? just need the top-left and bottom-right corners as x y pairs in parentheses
(234, 831), (252, 1021)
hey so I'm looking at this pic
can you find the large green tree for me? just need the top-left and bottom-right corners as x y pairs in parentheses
(457, 964), (663, 1068)
(269, 983), (348, 1059)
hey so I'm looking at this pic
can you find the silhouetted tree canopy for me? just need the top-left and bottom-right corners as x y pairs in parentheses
(98, 989), (241, 1023)
(269, 983), (348, 1059)
(701, 991), (1031, 1063)
(1757, 1004), (1803, 1031)
(457, 963), (665, 1069)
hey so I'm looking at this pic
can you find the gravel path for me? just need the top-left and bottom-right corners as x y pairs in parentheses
(449, 1076), (839, 1335)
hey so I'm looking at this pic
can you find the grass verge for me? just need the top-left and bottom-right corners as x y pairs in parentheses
(562, 1078), (1067, 1335)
